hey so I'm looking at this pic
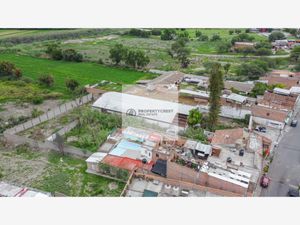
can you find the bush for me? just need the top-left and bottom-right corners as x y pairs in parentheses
(31, 108), (43, 118)
(62, 49), (83, 62)
(32, 96), (44, 105)
(65, 79), (79, 91)
(210, 34), (221, 42)
(128, 28), (151, 38)
(161, 29), (176, 40)
(38, 74), (54, 87)
(198, 35), (208, 41)
(0, 61), (22, 79)
(151, 29), (161, 36)
(97, 58), (104, 64)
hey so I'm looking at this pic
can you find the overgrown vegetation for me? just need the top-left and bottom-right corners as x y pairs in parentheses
(65, 107), (122, 152)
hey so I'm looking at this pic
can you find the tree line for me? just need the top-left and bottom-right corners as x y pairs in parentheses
(109, 44), (149, 69)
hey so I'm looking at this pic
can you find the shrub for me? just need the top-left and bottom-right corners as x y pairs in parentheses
(32, 96), (44, 105)
(128, 28), (151, 38)
(0, 61), (22, 79)
(62, 49), (83, 62)
(38, 74), (54, 87)
(31, 108), (43, 118)
(151, 29), (161, 36)
(65, 79), (79, 91)
(198, 35), (208, 41)
(161, 29), (176, 40)
(210, 34), (221, 42)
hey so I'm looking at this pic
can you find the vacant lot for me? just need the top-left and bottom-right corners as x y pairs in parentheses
(0, 145), (125, 196)
(0, 53), (155, 97)
(65, 107), (121, 152)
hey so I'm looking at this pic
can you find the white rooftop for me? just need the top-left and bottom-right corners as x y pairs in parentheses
(85, 152), (107, 163)
(290, 86), (300, 95)
(223, 93), (247, 103)
(273, 87), (291, 96)
(201, 163), (251, 189)
(179, 89), (210, 98)
(92, 92), (196, 124)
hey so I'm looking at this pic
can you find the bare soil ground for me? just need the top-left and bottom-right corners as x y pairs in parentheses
(0, 99), (62, 121)
(0, 144), (125, 196)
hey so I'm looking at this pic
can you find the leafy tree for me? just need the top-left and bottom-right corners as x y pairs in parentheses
(236, 62), (266, 80)
(235, 29), (242, 34)
(170, 38), (191, 68)
(268, 31), (285, 42)
(161, 29), (176, 40)
(231, 33), (254, 44)
(217, 41), (232, 53)
(135, 50), (150, 68)
(0, 61), (22, 79)
(128, 28), (151, 38)
(208, 63), (224, 131)
(62, 49), (83, 62)
(151, 29), (162, 36)
(45, 43), (63, 60)
(195, 30), (202, 37)
(178, 31), (190, 39)
(210, 34), (221, 42)
(125, 50), (137, 68)
(255, 48), (272, 56)
(250, 82), (268, 97)
(65, 79), (79, 91)
(187, 109), (202, 127)
(38, 74), (54, 87)
(109, 44), (128, 65)
(229, 30), (234, 35)
(290, 46), (300, 62)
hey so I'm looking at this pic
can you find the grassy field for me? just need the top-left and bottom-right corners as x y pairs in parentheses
(0, 145), (125, 196)
(0, 28), (270, 72)
(0, 29), (82, 40)
(0, 53), (155, 97)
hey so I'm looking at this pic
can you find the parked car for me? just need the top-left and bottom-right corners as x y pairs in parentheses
(255, 126), (267, 133)
(260, 174), (270, 188)
(287, 187), (299, 197)
(291, 119), (298, 127)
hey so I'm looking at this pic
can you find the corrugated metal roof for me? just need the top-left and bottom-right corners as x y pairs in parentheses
(86, 152), (107, 163)
(224, 93), (247, 103)
(92, 92), (196, 124)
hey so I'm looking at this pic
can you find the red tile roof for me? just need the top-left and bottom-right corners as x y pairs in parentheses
(258, 91), (297, 110)
(260, 76), (300, 89)
(251, 105), (288, 123)
(101, 155), (153, 171)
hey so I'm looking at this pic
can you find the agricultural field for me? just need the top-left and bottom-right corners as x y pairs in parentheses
(0, 144), (125, 196)
(0, 28), (274, 72)
(0, 53), (155, 100)
(0, 29), (69, 40)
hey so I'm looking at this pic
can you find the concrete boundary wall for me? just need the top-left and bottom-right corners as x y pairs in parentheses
(4, 94), (94, 135)
(4, 133), (91, 159)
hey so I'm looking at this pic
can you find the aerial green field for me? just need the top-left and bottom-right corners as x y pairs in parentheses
(0, 29), (80, 40)
(0, 53), (155, 96)
(0, 28), (271, 72)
